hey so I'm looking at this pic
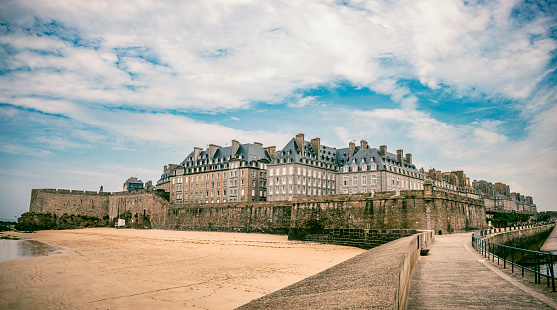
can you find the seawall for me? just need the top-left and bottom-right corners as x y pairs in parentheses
(30, 189), (110, 219)
(483, 225), (555, 251)
(237, 230), (434, 310)
(29, 186), (487, 237)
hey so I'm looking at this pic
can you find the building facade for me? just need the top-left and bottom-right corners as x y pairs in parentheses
(266, 133), (424, 201)
(335, 142), (425, 195)
(160, 140), (271, 204)
(267, 133), (339, 201)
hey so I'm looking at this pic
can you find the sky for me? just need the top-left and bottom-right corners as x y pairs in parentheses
(1, 0), (556, 220)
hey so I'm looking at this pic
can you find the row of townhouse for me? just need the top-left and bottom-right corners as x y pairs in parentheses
(157, 133), (426, 205)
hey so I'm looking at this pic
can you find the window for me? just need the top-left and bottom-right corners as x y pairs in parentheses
(362, 175), (367, 185)
(241, 170), (245, 177)
(372, 175), (377, 184)
(343, 166), (349, 172)
(223, 172), (227, 178)
(352, 176), (358, 186)
(343, 177), (348, 186)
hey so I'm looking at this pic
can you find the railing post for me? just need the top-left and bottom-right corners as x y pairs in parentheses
(550, 254), (555, 292)
(511, 247), (514, 273)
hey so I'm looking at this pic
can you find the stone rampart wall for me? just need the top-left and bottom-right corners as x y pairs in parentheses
(237, 230), (435, 310)
(160, 202), (292, 234)
(30, 189), (110, 219)
(290, 186), (486, 239)
(30, 186), (487, 237)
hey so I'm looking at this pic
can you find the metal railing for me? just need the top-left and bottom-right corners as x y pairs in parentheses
(472, 228), (556, 291)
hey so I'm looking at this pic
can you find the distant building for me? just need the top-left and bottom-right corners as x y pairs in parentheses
(336, 142), (424, 195)
(472, 180), (536, 213)
(123, 177), (144, 191)
(159, 140), (271, 204)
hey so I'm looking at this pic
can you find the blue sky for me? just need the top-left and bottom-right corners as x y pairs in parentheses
(1, 0), (556, 220)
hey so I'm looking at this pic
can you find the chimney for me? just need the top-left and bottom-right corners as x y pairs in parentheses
(231, 140), (240, 157)
(193, 147), (203, 161)
(164, 165), (168, 172)
(405, 153), (412, 165)
(360, 139), (368, 150)
(379, 145), (387, 157)
(295, 133), (305, 156)
(208, 144), (221, 159)
(264, 146), (276, 159)
(253, 142), (263, 149)
(311, 137), (320, 155)
(349, 141), (356, 158)
(397, 149), (403, 164)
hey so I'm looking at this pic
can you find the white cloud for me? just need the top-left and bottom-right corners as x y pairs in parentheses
(34, 136), (89, 150)
(1, 0), (553, 114)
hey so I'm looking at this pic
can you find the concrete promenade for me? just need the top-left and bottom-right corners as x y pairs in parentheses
(407, 233), (557, 309)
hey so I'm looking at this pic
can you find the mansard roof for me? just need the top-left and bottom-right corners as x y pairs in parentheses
(339, 148), (419, 172)
(272, 137), (339, 167)
(181, 142), (270, 167)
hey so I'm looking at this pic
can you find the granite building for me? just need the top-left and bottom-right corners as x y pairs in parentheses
(159, 140), (271, 204)
(266, 133), (425, 201)
(335, 142), (425, 195)
(267, 133), (339, 201)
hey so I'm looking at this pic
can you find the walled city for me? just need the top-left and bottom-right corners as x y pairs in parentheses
(28, 132), (539, 244)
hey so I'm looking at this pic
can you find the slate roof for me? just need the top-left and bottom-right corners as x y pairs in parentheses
(273, 137), (418, 173)
(181, 143), (270, 167)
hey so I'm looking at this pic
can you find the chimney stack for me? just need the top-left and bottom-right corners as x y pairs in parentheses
(295, 133), (305, 156)
(253, 142), (263, 149)
(397, 149), (403, 164)
(193, 147), (203, 161)
(379, 145), (387, 157)
(349, 141), (356, 158)
(264, 146), (276, 159)
(164, 165), (168, 172)
(405, 153), (412, 165)
(311, 137), (320, 155)
(208, 144), (221, 159)
(360, 139), (368, 150)
(231, 140), (240, 157)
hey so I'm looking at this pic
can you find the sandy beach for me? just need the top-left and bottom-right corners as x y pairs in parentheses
(0, 228), (365, 310)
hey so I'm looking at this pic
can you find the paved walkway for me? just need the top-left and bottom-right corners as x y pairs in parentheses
(407, 233), (556, 309)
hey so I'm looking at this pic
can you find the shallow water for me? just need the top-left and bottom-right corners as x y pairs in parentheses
(0, 239), (59, 263)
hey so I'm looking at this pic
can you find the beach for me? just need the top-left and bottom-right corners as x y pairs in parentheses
(0, 228), (365, 310)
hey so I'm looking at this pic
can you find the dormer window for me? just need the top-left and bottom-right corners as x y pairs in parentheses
(362, 164), (367, 171)
(343, 166), (349, 173)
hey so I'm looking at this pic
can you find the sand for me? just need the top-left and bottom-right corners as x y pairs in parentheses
(0, 228), (365, 310)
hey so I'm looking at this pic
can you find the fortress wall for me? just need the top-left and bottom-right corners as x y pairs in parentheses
(161, 202), (292, 234)
(289, 186), (486, 241)
(29, 186), (486, 236)
(29, 189), (110, 218)
(108, 191), (171, 228)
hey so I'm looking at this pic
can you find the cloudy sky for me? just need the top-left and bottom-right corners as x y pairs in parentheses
(1, 0), (556, 220)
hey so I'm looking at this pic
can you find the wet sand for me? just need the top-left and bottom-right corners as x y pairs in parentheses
(0, 228), (365, 310)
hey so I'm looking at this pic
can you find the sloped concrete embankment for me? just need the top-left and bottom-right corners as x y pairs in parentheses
(237, 230), (434, 310)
